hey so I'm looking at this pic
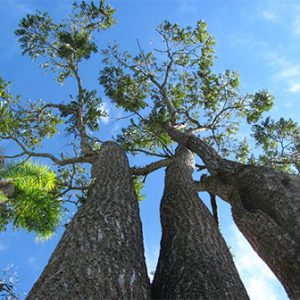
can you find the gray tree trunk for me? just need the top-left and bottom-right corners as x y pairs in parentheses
(151, 146), (249, 300)
(27, 142), (150, 300)
(166, 125), (300, 299)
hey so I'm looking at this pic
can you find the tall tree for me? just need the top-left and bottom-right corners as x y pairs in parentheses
(165, 126), (300, 299)
(152, 146), (248, 299)
(27, 142), (150, 299)
(0, 2), (153, 298)
(2, 1), (299, 298)
(100, 20), (300, 298)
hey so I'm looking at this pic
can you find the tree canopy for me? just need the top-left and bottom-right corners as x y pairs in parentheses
(0, 0), (299, 241)
(99, 20), (299, 174)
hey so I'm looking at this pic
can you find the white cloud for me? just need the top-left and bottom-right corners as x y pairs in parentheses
(259, 1), (300, 36)
(28, 257), (36, 264)
(226, 225), (288, 300)
(288, 82), (300, 93)
(293, 16), (300, 35)
(276, 65), (300, 79)
(27, 256), (41, 271)
(265, 52), (300, 94)
(2, 1), (32, 18)
(178, 0), (198, 16)
(0, 243), (7, 252)
(145, 244), (159, 282)
(99, 101), (110, 124)
(144, 225), (288, 298)
(261, 10), (278, 21)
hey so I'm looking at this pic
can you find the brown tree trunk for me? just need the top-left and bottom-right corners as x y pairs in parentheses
(151, 146), (249, 300)
(166, 125), (300, 299)
(27, 142), (150, 300)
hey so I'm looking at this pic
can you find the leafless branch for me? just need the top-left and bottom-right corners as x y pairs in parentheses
(193, 175), (233, 204)
(2, 135), (92, 166)
(4, 153), (26, 159)
(127, 148), (169, 158)
(132, 157), (173, 176)
(209, 193), (219, 227)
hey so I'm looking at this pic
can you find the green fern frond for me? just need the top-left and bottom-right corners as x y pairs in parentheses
(2, 162), (57, 192)
(0, 161), (62, 239)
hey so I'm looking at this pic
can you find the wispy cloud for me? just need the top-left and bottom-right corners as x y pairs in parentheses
(2, 1), (33, 19)
(261, 9), (278, 21)
(0, 1), (33, 59)
(259, 1), (300, 35)
(99, 101), (110, 124)
(293, 16), (300, 35)
(28, 257), (36, 264)
(0, 243), (7, 252)
(144, 243), (159, 282)
(227, 225), (288, 300)
(178, 0), (198, 15)
(288, 82), (300, 93)
(266, 53), (300, 94)
(27, 256), (41, 272)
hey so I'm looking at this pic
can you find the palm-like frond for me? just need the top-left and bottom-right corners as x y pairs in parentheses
(0, 161), (62, 239)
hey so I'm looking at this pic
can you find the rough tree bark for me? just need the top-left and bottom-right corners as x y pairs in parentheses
(166, 125), (300, 299)
(27, 142), (150, 300)
(151, 146), (249, 300)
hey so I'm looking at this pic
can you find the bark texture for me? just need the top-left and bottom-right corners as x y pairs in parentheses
(0, 179), (15, 198)
(167, 125), (300, 299)
(27, 142), (150, 300)
(231, 167), (300, 300)
(151, 146), (249, 300)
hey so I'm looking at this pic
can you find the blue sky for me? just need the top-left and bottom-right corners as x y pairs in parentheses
(1, 0), (299, 299)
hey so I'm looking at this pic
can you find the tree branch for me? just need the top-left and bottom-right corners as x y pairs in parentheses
(126, 148), (169, 158)
(132, 157), (173, 176)
(193, 175), (234, 204)
(210, 193), (219, 227)
(0, 179), (15, 196)
(165, 123), (240, 179)
(3, 136), (92, 166)
(69, 63), (92, 154)
(38, 103), (67, 117)
(4, 152), (26, 159)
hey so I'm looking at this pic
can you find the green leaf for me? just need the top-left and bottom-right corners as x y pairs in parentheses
(132, 176), (145, 201)
(0, 161), (62, 239)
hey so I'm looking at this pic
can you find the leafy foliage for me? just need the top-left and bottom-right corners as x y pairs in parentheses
(252, 117), (300, 173)
(99, 65), (149, 112)
(99, 21), (274, 159)
(116, 116), (173, 156)
(60, 89), (107, 135)
(132, 176), (145, 201)
(13, 1), (114, 154)
(0, 1), (116, 237)
(234, 138), (251, 164)
(0, 95), (62, 149)
(0, 1), (298, 242)
(56, 162), (91, 206)
(15, 1), (115, 83)
(0, 162), (61, 239)
(0, 191), (8, 202)
(0, 78), (11, 101)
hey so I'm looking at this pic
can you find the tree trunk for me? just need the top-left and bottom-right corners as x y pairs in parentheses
(27, 142), (150, 300)
(166, 125), (300, 299)
(151, 146), (249, 300)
